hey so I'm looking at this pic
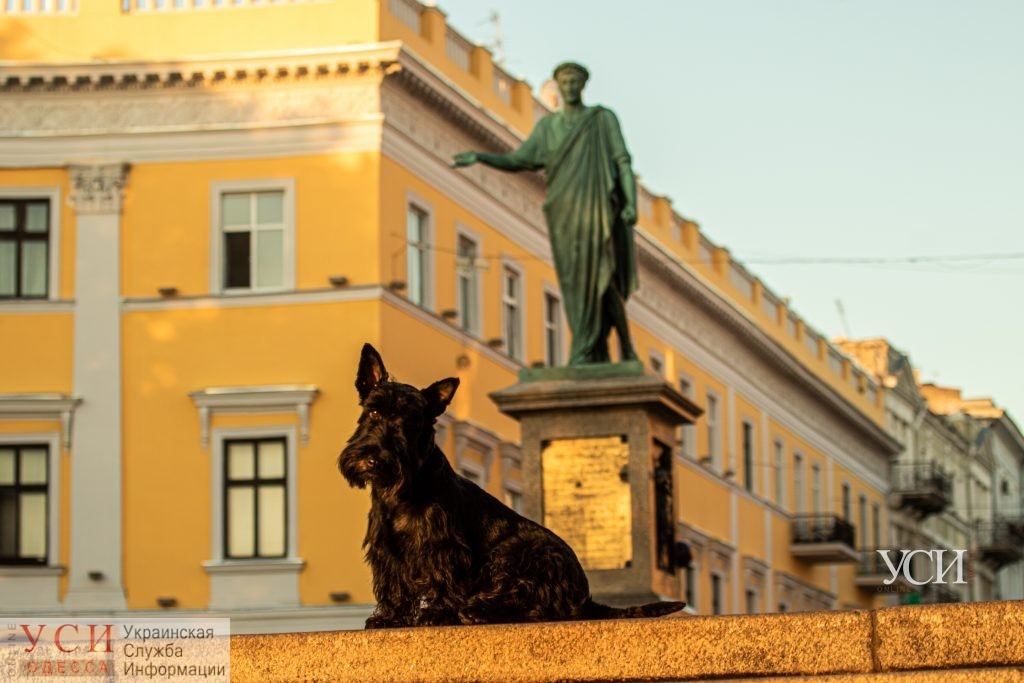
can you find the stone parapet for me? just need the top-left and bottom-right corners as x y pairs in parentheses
(230, 600), (1024, 682)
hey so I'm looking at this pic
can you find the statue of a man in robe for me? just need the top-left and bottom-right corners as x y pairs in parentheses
(453, 61), (639, 366)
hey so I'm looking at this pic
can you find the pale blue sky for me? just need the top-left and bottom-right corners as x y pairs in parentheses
(438, 0), (1024, 421)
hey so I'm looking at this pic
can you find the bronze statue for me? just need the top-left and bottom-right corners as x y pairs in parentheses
(454, 62), (639, 366)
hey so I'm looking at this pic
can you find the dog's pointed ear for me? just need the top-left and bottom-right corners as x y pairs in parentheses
(356, 343), (388, 401)
(422, 377), (459, 416)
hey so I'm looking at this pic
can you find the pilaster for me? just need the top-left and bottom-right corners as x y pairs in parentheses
(64, 162), (129, 610)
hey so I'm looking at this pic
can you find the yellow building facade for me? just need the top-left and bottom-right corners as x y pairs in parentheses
(1, 0), (899, 631)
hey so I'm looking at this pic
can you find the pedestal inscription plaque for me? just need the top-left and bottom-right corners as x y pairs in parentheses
(542, 436), (632, 571)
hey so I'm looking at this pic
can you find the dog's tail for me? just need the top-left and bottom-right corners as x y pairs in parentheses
(580, 597), (686, 620)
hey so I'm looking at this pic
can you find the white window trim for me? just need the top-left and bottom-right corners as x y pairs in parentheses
(405, 190), (435, 311)
(188, 384), (318, 449)
(453, 420), (499, 488)
(209, 178), (296, 295)
(0, 186), (62, 301)
(0, 432), (62, 571)
(500, 257), (526, 362)
(455, 223), (483, 337)
(773, 439), (786, 509)
(0, 393), (80, 450)
(793, 452), (805, 514)
(677, 373), (696, 460)
(706, 390), (721, 472)
(542, 282), (563, 367)
(204, 425), (301, 566)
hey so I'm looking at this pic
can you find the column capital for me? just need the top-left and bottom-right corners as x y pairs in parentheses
(68, 163), (130, 215)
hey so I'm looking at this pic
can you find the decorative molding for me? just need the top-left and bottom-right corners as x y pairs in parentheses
(188, 385), (319, 447)
(0, 394), (81, 449)
(203, 558), (305, 575)
(0, 43), (404, 93)
(68, 164), (129, 215)
(453, 419), (500, 487)
(123, 285), (385, 312)
(0, 300), (74, 314)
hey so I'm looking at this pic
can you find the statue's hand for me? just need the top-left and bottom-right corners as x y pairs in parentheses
(452, 151), (478, 168)
(620, 205), (638, 226)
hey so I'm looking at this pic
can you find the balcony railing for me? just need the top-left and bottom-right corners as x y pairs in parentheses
(976, 518), (1023, 570)
(890, 462), (953, 517)
(918, 584), (964, 605)
(790, 514), (858, 563)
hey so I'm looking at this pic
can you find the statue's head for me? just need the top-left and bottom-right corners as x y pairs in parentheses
(553, 61), (589, 106)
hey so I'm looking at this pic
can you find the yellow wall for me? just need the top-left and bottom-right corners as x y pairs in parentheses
(122, 300), (381, 608)
(0, 1), (378, 62)
(124, 152), (382, 298)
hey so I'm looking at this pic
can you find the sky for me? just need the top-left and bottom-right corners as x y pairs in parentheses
(437, 0), (1024, 422)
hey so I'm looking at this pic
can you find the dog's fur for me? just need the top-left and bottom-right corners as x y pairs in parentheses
(338, 343), (686, 627)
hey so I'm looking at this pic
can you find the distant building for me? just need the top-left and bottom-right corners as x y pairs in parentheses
(2, 0), (934, 632)
(840, 339), (1024, 603)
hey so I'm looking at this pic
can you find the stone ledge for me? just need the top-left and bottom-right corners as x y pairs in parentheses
(229, 600), (1024, 682)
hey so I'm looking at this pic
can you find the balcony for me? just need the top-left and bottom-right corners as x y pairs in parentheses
(976, 519), (1023, 570)
(889, 462), (952, 518)
(855, 548), (911, 590)
(790, 514), (858, 563)
(917, 584), (964, 605)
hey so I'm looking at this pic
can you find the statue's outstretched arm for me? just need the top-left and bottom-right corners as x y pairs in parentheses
(452, 151), (534, 172)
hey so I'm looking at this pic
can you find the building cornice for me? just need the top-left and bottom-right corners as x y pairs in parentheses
(0, 43), (405, 92)
(635, 236), (900, 458)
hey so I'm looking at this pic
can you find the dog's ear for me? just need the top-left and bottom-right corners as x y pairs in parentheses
(356, 343), (388, 401)
(422, 377), (459, 416)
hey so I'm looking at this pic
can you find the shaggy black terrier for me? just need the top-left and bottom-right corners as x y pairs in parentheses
(338, 343), (685, 628)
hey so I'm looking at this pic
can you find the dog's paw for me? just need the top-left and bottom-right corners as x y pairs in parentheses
(456, 607), (490, 626)
(365, 613), (404, 629)
(413, 608), (460, 627)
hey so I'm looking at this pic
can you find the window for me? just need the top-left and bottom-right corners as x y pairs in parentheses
(649, 352), (663, 376)
(872, 502), (881, 548)
(706, 392), (720, 470)
(503, 489), (523, 513)
(678, 375), (696, 459)
(456, 233), (480, 334)
(685, 566), (696, 608)
(224, 438), (287, 559)
(0, 445), (49, 565)
(773, 440), (784, 506)
(0, 199), (50, 298)
(742, 422), (754, 493)
(406, 204), (430, 307)
(858, 495), (867, 549)
(746, 588), (758, 614)
(213, 180), (294, 294)
(502, 264), (523, 361)
(793, 453), (805, 513)
(543, 291), (563, 366)
(811, 463), (821, 514)
(711, 573), (723, 615)
(842, 483), (851, 522)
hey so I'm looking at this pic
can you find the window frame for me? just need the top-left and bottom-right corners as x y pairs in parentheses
(209, 178), (296, 295)
(455, 225), (483, 336)
(405, 200), (433, 309)
(677, 373), (696, 460)
(208, 426), (299, 564)
(542, 284), (563, 367)
(0, 188), (61, 301)
(0, 434), (60, 568)
(773, 439), (785, 508)
(222, 436), (288, 560)
(706, 391), (721, 471)
(741, 420), (755, 493)
(500, 258), (525, 362)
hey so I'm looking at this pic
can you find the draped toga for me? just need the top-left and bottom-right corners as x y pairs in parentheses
(508, 106), (638, 365)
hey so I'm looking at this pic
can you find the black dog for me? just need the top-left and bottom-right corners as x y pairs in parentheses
(338, 343), (685, 627)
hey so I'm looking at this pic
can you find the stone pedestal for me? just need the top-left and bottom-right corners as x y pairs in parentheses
(490, 363), (701, 606)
